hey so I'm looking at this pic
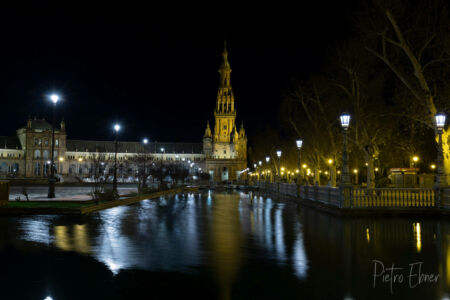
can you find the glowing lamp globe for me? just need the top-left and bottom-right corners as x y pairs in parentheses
(296, 139), (303, 149)
(49, 94), (59, 104)
(266, 156), (270, 162)
(276, 150), (282, 158)
(114, 124), (120, 132)
(435, 112), (446, 129)
(143, 138), (148, 144)
(340, 113), (351, 129)
(258, 161), (262, 166)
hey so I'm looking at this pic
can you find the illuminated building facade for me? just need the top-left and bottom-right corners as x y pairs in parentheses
(0, 46), (247, 182)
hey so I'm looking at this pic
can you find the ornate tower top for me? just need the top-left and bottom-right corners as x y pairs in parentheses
(216, 41), (235, 115)
(204, 121), (212, 138)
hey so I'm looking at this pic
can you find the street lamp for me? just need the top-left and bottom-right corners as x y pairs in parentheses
(47, 94), (60, 198)
(340, 113), (351, 185)
(327, 158), (335, 187)
(142, 138), (148, 190)
(113, 123), (120, 194)
(411, 155), (419, 168)
(435, 112), (447, 188)
(276, 150), (282, 181)
(296, 139), (303, 183)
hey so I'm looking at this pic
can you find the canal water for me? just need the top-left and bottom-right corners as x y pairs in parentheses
(0, 190), (448, 299)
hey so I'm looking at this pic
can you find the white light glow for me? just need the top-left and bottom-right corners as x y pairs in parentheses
(49, 94), (59, 104)
(114, 124), (120, 132)
(436, 112), (446, 129)
(296, 139), (303, 149)
(340, 113), (351, 128)
(276, 150), (282, 158)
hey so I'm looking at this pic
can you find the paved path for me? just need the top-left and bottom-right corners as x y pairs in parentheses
(9, 185), (138, 201)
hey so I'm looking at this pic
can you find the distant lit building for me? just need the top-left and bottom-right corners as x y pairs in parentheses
(0, 117), (203, 180)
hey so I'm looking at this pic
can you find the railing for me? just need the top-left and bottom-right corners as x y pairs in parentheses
(352, 188), (435, 208)
(255, 181), (450, 210)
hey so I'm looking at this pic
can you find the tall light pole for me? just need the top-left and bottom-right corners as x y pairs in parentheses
(296, 139), (303, 183)
(340, 113), (351, 185)
(113, 123), (120, 194)
(47, 94), (59, 198)
(435, 112), (447, 188)
(328, 158), (335, 187)
(142, 138), (148, 191)
(266, 156), (270, 182)
(276, 150), (282, 181)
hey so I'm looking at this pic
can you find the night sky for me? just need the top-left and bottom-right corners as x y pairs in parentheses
(0, 2), (354, 144)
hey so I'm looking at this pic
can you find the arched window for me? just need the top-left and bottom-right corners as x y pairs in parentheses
(43, 150), (49, 160)
(34, 150), (41, 159)
(34, 163), (41, 176)
(0, 162), (7, 174)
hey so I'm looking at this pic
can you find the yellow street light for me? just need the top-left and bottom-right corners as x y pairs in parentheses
(281, 167), (285, 171)
(59, 157), (64, 162)
(430, 164), (436, 170)
(295, 169), (299, 173)
(412, 156), (419, 162)
(353, 169), (358, 174)
(327, 159), (333, 164)
(78, 157), (83, 162)
(337, 170), (341, 174)
(375, 167), (379, 172)
(302, 164), (307, 169)
(324, 171), (329, 175)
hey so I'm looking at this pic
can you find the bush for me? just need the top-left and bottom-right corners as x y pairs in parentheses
(91, 189), (119, 202)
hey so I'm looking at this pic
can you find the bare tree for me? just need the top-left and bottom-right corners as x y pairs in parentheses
(90, 148), (108, 200)
(360, 0), (450, 182)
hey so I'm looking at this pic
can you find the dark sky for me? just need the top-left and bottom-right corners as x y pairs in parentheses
(0, 2), (354, 143)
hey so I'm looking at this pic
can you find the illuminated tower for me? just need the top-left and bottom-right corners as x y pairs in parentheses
(203, 42), (247, 182)
(214, 42), (236, 143)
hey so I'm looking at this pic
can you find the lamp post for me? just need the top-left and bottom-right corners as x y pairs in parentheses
(276, 150), (282, 181)
(340, 113), (351, 185)
(266, 156), (270, 182)
(47, 94), (59, 198)
(328, 158), (335, 187)
(142, 138), (148, 190)
(296, 139), (303, 183)
(435, 112), (447, 188)
(113, 123), (120, 194)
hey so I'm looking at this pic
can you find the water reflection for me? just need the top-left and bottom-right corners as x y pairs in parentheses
(5, 191), (450, 298)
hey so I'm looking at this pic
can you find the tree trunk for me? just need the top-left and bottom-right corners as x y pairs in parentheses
(366, 154), (375, 189)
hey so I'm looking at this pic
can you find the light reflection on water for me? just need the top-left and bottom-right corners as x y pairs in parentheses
(7, 191), (450, 299)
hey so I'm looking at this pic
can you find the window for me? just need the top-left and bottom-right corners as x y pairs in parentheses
(34, 150), (41, 159)
(34, 163), (41, 176)
(55, 139), (59, 146)
(39, 138), (42, 145)
(43, 150), (49, 160)
(45, 139), (49, 146)
(223, 150), (226, 154)
(34, 138), (39, 146)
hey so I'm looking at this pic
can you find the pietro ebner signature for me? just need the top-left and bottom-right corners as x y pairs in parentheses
(372, 260), (439, 294)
